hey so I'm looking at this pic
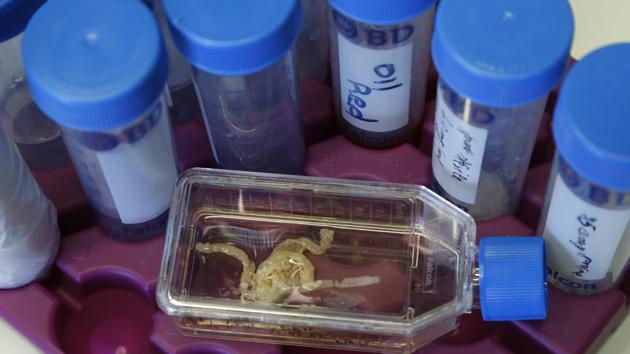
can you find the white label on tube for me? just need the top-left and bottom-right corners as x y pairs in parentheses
(543, 174), (630, 280)
(432, 93), (488, 204)
(338, 34), (412, 133)
(96, 100), (178, 224)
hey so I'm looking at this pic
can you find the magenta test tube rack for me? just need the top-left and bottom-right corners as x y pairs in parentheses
(1, 63), (629, 354)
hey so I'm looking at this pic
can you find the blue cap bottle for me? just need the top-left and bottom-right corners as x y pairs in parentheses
(328, 0), (437, 148)
(540, 43), (630, 295)
(430, 0), (574, 220)
(163, 0), (306, 175)
(23, 0), (179, 241)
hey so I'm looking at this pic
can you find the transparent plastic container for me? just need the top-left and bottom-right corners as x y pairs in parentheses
(296, 0), (329, 82)
(158, 168), (547, 353)
(23, 0), (179, 240)
(329, 0), (435, 148)
(430, 0), (574, 220)
(0, 0), (69, 171)
(0, 128), (59, 289)
(164, 0), (306, 175)
(538, 44), (630, 295)
(142, 0), (200, 125)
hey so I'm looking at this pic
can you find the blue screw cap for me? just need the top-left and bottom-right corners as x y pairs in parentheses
(329, 0), (436, 25)
(432, 0), (574, 107)
(163, 0), (302, 76)
(552, 43), (630, 192)
(0, 0), (44, 42)
(23, 0), (168, 132)
(479, 236), (547, 321)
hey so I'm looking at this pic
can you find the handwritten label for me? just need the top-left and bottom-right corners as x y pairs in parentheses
(338, 34), (412, 132)
(544, 174), (630, 281)
(432, 92), (488, 204)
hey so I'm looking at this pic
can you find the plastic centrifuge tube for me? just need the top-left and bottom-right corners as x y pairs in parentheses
(328, 0), (436, 148)
(23, 0), (179, 241)
(164, 0), (306, 175)
(538, 44), (630, 295)
(430, 0), (574, 220)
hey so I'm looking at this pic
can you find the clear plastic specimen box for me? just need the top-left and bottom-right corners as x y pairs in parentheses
(158, 168), (546, 353)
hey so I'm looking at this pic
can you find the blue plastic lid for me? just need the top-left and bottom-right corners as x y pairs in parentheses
(23, 0), (168, 132)
(553, 44), (630, 191)
(0, 0), (43, 42)
(329, 0), (436, 25)
(163, 0), (302, 76)
(432, 0), (574, 107)
(479, 237), (547, 321)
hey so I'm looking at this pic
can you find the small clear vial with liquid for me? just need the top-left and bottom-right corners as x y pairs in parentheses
(430, 0), (574, 220)
(0, 0), (69, 171)
(23, 0), (180, 241)
(164, 0), (306, 174)
(538, 44), (630, 295)
(328, 0), (435, 148)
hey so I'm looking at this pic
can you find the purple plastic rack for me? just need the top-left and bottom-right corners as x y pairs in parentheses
(0, 68), (628, 354)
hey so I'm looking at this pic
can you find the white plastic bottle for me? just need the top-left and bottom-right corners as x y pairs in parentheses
(0, 128), (59, 289)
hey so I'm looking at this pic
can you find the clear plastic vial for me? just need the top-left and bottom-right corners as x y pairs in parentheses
(538, 44), (630, 295)
(328, 0), (436, 148)
(296, 0), (329, 82)
(0, 128), (59, 289)
(23, 0), (180, 241)
(0, 0), (69, 171)
(142, 0), (200, 125)
(164, 0), (306, 175)
(430, 0), (574, 220)
(158, 168), (547, 353)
